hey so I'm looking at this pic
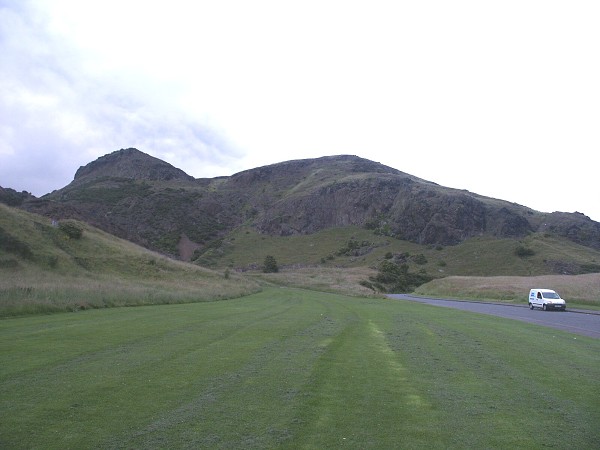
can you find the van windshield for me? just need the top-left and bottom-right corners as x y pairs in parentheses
(542, 292), (561, 299)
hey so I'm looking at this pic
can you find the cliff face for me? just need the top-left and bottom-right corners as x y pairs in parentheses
(253, 175), (493, 244)
(12, 149), (600, 258)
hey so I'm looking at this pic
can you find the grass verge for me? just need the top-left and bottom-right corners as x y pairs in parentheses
(1, 288), (598, 448)
(0, 268), (260, 316)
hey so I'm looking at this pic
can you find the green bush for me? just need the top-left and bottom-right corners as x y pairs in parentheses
(263, 255), (279, 273)
(412, 253), (428, 265)
(58, 220), (84, 239)
(515, 245), (534, 257)
(336, 239), (373, 257)
(369, 260), (433, 293)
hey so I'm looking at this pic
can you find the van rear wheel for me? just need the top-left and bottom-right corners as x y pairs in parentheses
(542, 304), (547, 311)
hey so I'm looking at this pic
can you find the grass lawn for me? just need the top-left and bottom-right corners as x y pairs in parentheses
(1, 288), (599, 449)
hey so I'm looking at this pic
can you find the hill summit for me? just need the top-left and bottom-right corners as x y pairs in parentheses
(74, 148), (194, 182)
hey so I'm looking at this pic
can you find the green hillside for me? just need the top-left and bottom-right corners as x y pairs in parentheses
(202, 225), (600, 276)
(3, 200), (600, 316)
(191, 223), (600, 307)
(0, 204), (260, 316)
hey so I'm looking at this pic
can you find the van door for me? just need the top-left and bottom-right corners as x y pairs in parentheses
(536, 291), (543, 307)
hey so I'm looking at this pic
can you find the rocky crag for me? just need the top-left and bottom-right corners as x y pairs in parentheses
(6, 148), (599, 260)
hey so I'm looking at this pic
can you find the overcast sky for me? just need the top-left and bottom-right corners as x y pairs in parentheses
(1, 0), (599, 221)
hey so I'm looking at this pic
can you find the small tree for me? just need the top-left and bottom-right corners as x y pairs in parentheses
(263, 255), (279, 273)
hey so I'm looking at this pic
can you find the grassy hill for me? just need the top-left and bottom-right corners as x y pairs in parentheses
(0, 204), (260, 316)
(3, 201), (600, 315)
(202, 225), (600, 275)
(188, 222), (600, 308)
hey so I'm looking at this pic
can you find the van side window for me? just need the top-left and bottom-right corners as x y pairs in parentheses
(537, 292), (542, 299)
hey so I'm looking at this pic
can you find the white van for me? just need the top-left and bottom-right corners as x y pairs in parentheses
(528, 289), (566, 311)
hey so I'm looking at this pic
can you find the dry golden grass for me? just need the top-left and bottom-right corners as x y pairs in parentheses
(0, 268), (261, 316)
(415, 272), (600, 308)
(250, 266), (382, 297)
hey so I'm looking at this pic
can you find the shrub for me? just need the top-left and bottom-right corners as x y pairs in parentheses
(336, 240), (373, 257)
(58, 220), (84, 239)
(412, 254), (428, 265)
(359, 280), (376, 291)
(263, 255), (279, 273)
(515, 245), (534, 257)
(370, 260), (433, 293)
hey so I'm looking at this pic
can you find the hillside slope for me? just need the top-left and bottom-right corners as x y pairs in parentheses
(0, 203), (260, 316)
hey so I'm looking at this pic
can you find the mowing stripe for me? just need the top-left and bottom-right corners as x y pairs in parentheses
(367, 320), (430, 409)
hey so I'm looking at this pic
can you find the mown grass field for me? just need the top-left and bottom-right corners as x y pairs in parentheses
(1, 288), (598, 449)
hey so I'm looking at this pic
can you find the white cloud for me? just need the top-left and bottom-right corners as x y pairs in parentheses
(1, 0), (599, 221)
(0, 0), (243, 195)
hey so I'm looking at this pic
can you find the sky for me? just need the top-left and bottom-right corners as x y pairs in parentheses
(1, 0), (599, 221)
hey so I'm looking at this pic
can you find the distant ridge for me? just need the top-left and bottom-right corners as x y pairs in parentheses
(6, 148), (599, 262)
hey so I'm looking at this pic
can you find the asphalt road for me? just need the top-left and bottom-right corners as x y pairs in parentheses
(387, 294), (600, 339)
